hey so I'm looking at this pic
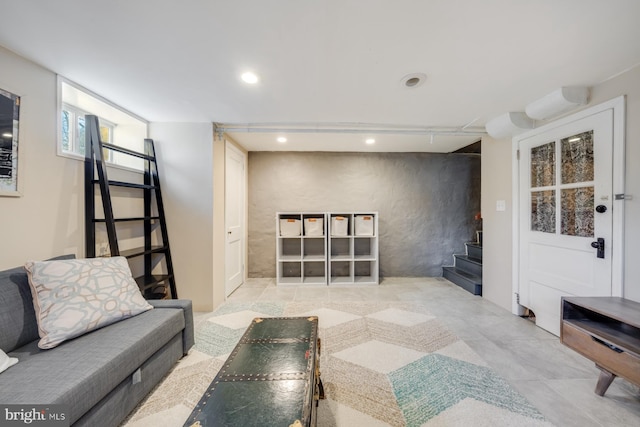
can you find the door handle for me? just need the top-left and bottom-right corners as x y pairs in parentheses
(591, 238), (605, 259)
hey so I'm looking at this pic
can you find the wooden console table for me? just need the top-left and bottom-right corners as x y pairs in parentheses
(560, 297), (640, 396)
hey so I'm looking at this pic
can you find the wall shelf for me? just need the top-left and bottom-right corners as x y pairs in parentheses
(276, 213), (327, 286)
(328, 213), (378, 285)
(276, 212), (378, 286)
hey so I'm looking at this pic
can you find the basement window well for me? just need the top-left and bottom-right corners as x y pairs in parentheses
(57, 77), (148, 171)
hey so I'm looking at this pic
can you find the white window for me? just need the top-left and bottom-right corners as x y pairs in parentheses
(58, 77), (148, 171)
(61, 103), (115, 162)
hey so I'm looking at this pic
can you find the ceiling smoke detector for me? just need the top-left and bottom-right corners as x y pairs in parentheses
(401, 73), (427, 88)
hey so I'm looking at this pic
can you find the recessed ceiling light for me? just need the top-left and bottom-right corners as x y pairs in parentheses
(1, 132), (12, 138)
(365, 138), (375, 145)
(401, 73), (427, 88)
(241, 72), (259, 84)
(277, 136), (287, 143)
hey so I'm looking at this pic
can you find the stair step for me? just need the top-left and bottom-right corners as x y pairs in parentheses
(453, 254), (482, 276)
(465, 242), (483, 261)
(442, 266), (482, 295)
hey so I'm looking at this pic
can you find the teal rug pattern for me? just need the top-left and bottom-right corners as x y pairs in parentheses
(194, 322), (245, 357)
(194, 301), (285, 357)
(123, 299), (555, 427)
(390, 354), (547, 426)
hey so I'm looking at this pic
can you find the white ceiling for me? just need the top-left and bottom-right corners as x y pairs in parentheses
(1, 0), (639, 152)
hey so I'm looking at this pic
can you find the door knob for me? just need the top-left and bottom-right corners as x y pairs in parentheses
(596, 205), (607, 213)
(591, 238), (605, 259)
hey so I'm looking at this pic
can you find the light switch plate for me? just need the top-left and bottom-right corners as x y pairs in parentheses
(496, 200), (506, 211)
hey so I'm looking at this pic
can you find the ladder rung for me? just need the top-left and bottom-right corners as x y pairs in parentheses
(144, 291), (169, 300)
(94, 180), (156, 189)
(135, 274), (173, 290)
(94, 216), (161, 223)
(119, 245), (168, 259)
(101, 142), (155, 161)
(85, 115), (176, 299)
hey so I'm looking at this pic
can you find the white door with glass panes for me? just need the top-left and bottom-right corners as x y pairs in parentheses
(518, 110), (614, 336)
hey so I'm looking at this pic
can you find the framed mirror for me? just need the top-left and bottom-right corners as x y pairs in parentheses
(0, 88), (21, 196)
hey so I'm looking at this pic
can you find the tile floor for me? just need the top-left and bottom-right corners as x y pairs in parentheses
(199, 277), (640, 427)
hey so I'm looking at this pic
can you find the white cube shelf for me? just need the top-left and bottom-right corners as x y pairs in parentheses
(276, 213), (327, 286)
(277, 212), (378, 286)
(328, 213), (379, 285)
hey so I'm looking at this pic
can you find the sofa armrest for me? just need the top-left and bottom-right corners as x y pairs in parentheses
(149, 299), (194, 356)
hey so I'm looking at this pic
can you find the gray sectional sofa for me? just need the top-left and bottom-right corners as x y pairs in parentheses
(0, 257), (194, 426)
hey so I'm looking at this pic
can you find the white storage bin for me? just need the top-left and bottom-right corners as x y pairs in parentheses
(331, 216), (349, 236)
(280, 218), (301, 236)
(304, 218), (324, 236)
(355, 215), (374, 236)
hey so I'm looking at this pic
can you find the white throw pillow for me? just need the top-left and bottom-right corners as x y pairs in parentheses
(25, 257), (153, 349)
(0, 349), (18, 373)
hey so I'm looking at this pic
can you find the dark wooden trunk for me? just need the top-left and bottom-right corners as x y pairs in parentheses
(184, 316), (322, 427)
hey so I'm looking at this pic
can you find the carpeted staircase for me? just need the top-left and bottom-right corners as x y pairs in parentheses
(442, 231), (483, 295)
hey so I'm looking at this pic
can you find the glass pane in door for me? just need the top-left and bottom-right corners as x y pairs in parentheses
(531, 190), (556, 233)
(531, 142), (555, 188)
(561, 187), (594, 237)
(561, 131), (594, 184)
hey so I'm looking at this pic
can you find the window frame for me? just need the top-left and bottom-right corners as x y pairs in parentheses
(61, 103), (116, 162)
(57, 76), (148, 173)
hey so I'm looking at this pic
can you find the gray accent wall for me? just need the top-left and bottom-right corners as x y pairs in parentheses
(248, 151), (480, 278)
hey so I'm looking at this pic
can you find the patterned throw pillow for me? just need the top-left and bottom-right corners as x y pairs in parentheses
(24, 257), (153, 349)
(0, 349), (18, 374)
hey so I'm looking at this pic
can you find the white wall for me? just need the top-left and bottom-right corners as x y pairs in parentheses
(212, 135), (226, 309)
(482, 64), (640, 311)
(0, 48), (219, 312)
(0, 46), (229, 312)
(149, 123), (215, 311)
(0, 46), (85, 268)
(481, 136), (513, 310)
(591, 65), (640, 302)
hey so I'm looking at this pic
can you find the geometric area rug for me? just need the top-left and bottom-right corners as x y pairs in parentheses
(121, 300), (555, 427)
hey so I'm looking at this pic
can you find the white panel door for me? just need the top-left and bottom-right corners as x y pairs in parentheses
(225, 142), (245, 297)
(518, 110), (613, 335)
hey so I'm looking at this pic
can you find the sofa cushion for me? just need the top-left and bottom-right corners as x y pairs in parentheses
(0, 255), (75, 353)
(24, 257), (153, 349)
(0, 307), (184, 425)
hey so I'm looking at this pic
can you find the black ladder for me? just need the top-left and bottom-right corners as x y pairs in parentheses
(84, 115), (177, 299)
